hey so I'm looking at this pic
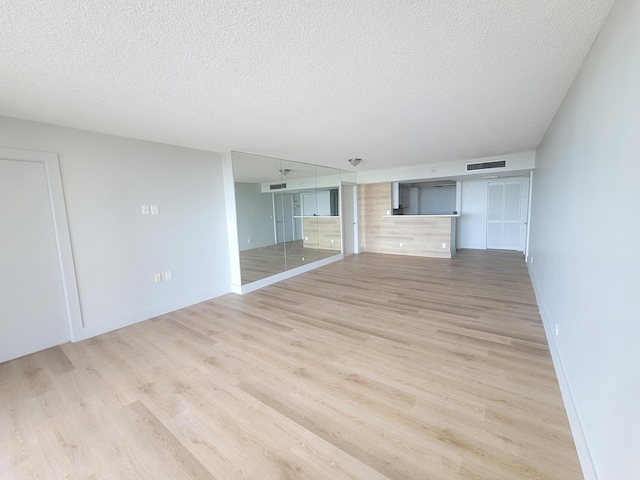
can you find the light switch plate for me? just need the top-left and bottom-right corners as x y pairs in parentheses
(141, 205), (150, 215)
(150, 204), (159, 215)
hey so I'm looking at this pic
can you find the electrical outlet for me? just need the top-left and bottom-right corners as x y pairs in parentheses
(165, 270), (173, 280)
(141, 205), (150, 215)
(247, 239), (251, 244)
(399, 242), (403, 247)
(555, 323), (559, 336)
(150, 204), (159, 215)
(441, 242), (447, 249)
(530, 256), (534, 264)
(154, 273), (162, 282)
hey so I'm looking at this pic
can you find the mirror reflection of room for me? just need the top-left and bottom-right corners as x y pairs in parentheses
(232, 152), (343, 285)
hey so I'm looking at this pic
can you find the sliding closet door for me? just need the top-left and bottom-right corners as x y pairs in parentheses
(487, 180), (522, 250)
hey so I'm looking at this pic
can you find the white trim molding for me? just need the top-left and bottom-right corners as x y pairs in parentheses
(0, 146), (84, 341)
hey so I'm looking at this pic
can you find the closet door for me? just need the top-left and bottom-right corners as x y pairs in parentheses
(486, 180), (521, 249)
(0, 157), (71, 362)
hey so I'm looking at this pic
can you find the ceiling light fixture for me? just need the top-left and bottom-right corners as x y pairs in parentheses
(348, 158), (362, 167)
(279, 169), (291, 176)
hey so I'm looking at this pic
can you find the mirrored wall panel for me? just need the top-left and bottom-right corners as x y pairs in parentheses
(232, 152), (344, 285)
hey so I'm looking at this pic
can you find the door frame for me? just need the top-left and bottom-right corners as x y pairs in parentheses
(0, 147), (83, 341)
(524, 172), (533, 261)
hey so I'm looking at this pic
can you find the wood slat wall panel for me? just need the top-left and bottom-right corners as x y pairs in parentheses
(360, 182), (453, 258)
(302, 217), (341, 250)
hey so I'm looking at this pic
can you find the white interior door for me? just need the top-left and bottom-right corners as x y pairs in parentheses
(487, 180), (522, 250)
(0, 157), (71, 362)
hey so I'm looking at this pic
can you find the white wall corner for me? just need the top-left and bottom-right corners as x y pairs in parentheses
(222, 152), (242, 289)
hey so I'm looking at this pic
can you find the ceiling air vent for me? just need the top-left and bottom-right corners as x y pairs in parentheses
(269, 183), (287, 190)
(466, 160), (507, 172)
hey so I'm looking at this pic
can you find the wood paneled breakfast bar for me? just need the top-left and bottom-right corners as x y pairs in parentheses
(299, 216), (342, 251)
(380, 214), (458, 258)
(359, 183), (459, 258)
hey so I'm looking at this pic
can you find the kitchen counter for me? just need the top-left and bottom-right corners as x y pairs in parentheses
(376, 214), (458, 258)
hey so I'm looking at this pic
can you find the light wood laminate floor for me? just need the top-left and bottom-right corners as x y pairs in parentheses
(0, 250), (583, 479)
(239, 240), (339, 284)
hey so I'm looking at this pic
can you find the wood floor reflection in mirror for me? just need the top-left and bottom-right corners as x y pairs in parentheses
(239, 239), (339, 284)
(0, 250), (582, 479)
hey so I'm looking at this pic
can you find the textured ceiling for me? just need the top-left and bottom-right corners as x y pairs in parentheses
(0, 1), (615, 171)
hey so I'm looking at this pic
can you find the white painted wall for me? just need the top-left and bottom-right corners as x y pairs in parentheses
(235, 182), (276, 250)
(222, 152), (242, 293)
(420, 185), (456, 215)
(260, 173), (342, 193)
(341, 184), (357, 255)
(459, 180), (488, 249)
(357, 151), (535, 185)
(317, 190), (331, 216)
(274, 193), (295, 243)
(299, 189), (332, 217)
(528, 1), (640, 478)
(0, 115), (231, 341)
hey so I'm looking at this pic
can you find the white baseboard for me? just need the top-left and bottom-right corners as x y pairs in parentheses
(73, 285), (231, 341)
(527, 264), (598, 480)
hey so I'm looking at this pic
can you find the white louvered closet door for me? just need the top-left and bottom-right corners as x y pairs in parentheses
(486, 180), (522, 249)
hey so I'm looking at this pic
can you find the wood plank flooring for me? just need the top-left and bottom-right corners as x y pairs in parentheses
(0, 250), (583, 479)
(239, 240), (339, 284)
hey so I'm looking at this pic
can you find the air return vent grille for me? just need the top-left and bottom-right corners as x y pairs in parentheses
(466, 160), (507, 172)
(269, 183), (287, 190)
